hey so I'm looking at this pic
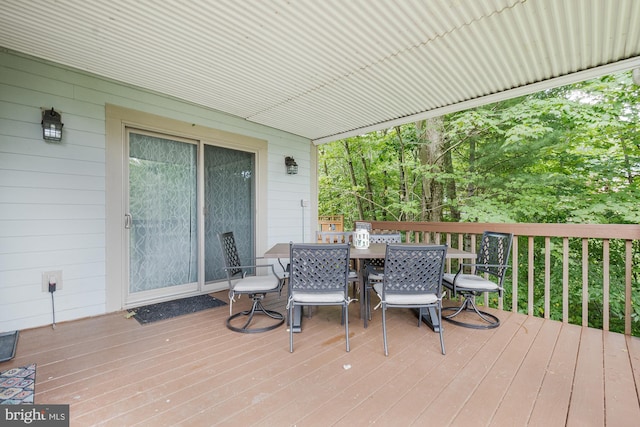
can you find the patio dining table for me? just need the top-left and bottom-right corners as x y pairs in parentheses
(263, 242), (477, 333)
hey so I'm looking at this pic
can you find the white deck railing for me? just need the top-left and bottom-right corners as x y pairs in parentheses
(369, 221), (640, 335)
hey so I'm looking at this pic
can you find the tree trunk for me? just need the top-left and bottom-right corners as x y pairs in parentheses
(359, 154), (375, 218)
(443, 138), (461, 221)
(343, 140), (364, 221)
(319, 146), (329, 176)
(468, 138), (476, 199)
(394, 127), (409, 221)
(416, 118), (445, 222)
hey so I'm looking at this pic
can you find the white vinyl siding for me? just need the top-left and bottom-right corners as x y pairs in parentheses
(0, 50), (311, 332)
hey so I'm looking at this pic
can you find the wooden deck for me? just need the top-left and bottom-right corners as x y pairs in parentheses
(3, 290), (640, 426)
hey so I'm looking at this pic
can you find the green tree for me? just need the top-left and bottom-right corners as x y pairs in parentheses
(318, 70), (640, 334)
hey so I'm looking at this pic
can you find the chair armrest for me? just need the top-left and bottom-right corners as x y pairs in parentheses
(446, 262), (510, 295)
(222, 264), (280, 279)
(223, 264), (275, 270)
(467, 263), (511, 269)
(222, 263), (284, 290)
(453, 263), (511, 276)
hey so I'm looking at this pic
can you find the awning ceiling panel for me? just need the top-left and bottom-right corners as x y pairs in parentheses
(0, 0), (638, 144)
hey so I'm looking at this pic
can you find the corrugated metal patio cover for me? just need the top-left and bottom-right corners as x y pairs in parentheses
(1, 0), (639, 143)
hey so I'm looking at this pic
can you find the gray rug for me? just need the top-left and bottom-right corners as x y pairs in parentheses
(0, 331), (18, 362)
(130, 295), (226, 324)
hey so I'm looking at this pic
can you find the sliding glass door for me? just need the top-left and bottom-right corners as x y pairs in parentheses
(204, 144), (255, 283)
(127, 132), (198, 298)
(125, 129), (256, 303)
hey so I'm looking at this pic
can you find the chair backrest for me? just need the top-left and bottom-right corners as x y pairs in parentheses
(218, 232), (243, 278)
(316, 231), (353, 244)
(354, 221), (372, 232)
(364, 234), (403, 269)
(474, 231), (513, 284)
(289, 243), (351, 294)
(382, 244), (447, 297)
(369, 233), (402, 244)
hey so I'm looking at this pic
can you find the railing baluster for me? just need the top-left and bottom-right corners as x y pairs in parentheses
(545, 236), (551, 319)
(626, 240), (632, 335)
(512, 237), (518, 313)
(563, 237), (569, 324)
(498, 234), (504, 311)
(528, 236), (534, 316)
(603, 239), (610, 332)
(445, 233), (452, 274)
(582, 238), (589, 327)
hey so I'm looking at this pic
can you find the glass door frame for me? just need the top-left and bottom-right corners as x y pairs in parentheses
(124, 128), (200, 306)
(105, 105), (270, 311)
(199, 139), (268, 295)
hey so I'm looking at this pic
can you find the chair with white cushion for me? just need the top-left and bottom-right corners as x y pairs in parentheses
(218, 232), (285, 333)
(373, 244), (448, 356)
(442, 231), (513, 329)
(287, 243), (353, 352)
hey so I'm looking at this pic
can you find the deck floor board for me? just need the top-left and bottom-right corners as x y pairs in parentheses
(1, 290), (639, 426)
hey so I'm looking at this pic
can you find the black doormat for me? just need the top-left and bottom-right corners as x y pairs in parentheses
(0, 331), (19, 362)
(130, 295), (226, 325)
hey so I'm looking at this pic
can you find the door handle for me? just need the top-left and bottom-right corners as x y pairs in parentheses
(125, 213), (132, 229)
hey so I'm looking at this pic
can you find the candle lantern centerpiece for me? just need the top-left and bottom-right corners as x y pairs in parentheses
(353, 228), (370, 249)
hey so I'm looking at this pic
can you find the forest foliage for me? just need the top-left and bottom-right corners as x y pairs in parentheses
(318, 70), (640, 334)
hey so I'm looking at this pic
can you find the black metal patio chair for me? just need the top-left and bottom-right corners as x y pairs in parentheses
(442, 231), (513, 329)
(372, 244), (448, 356)
(287, 243), (354, 352)
(218, 232), (285, 333)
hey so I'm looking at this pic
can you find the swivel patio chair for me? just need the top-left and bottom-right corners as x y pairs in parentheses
(360, 233), (402, 327)
(442, 231), (513, 329)
(372, 244), (448, 356)
(287, 243), (354, 352)
(218, 232), (285, 333)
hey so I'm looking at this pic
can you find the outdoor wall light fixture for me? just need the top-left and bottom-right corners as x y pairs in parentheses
(285, 156), (298, 175)
(42, 108), (63, 142)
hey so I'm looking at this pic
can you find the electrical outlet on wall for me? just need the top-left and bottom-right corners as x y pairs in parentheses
(42, 270), (63, 292)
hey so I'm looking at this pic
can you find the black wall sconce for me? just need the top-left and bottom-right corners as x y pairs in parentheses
(285, 156), (298, 175)
(42, 108), (63, 142)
